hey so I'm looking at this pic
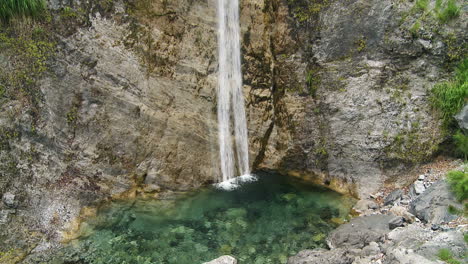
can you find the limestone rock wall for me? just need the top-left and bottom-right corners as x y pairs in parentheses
(0, 0), (466, 251)
(246, 0), (466, 197)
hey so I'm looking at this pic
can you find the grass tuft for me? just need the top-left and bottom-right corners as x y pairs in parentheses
(437, 0), (460, 23)
(0, 0), (46, 23)
(438, 248), (462, 264)
(415, 0), (429, 11)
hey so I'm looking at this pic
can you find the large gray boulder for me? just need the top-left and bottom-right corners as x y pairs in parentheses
(455, 104), (468, 133)
(327, 215), (395, 249)
(385, 224), (467, 263)
(409, 180), (460, 224)
(203, 256), (237, 264)
(287, 249), (354, 264)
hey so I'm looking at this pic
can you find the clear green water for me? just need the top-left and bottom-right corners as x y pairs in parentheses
(61, 171), (354, 264)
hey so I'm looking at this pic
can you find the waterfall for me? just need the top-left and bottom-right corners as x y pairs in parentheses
(215, 0), (255, 190)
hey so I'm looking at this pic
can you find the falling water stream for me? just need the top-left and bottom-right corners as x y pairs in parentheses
(216, 0), (253, 189)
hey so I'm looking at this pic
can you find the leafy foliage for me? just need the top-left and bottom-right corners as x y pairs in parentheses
(430, 58), (468, 159)
(0, 0), (46, 23)
(453, 131), (468, 160)
(447, 169), (468, 201)
(431, 58), (468, 128)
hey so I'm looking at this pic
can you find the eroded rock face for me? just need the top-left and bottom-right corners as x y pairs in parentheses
(1, 0), (224, 246)
(0, 0), (466, 252)
(271, 0), (466, 197)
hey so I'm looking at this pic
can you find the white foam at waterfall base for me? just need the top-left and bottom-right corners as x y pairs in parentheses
(214, 174), (258, 191)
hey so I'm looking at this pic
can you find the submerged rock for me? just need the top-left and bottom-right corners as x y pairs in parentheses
(203, 256), (237, 264)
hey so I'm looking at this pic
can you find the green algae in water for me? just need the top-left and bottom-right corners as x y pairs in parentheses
(62, 171), (355, 264)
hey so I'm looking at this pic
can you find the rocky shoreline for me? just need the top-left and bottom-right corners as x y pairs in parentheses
(206, 158), (467, 264)
(289, 158), (467, 264)
(0, 158), (465, 263)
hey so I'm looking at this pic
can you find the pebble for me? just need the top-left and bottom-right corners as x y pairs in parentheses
(418, 175), (425, 181)
(400, 199), (409, 205)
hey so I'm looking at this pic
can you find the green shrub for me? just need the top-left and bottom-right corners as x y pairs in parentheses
(0, 0), (46, 23)
(430, 58), (468, 128)
(448, 204), (462, 215)
(453, 131), (468, 160)
(437, 0), (461, 23)
(447, 169), (468, 201)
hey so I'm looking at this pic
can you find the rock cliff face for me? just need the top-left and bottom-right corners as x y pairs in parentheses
(249, 0), (466, 197)
(0, 0), (466, 252)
